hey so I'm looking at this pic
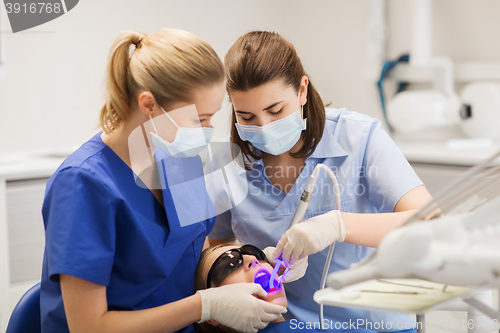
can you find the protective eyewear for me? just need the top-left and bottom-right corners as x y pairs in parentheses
(206, 244), (268, 287)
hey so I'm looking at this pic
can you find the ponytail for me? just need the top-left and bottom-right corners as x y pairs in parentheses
(99, 29), (224, 133)
(100, 31), (146, 133)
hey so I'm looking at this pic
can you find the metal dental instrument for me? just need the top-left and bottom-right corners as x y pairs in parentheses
(361, 290), (422, 295)
(376, 279), (436, 290)
(377, 279), (454, 292)
(268, 163), (341, 329)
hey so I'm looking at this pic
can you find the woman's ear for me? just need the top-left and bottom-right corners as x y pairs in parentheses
(207, 319), (220, 326)
(300, 76), (309, 106)
(137, 91), (157, 117)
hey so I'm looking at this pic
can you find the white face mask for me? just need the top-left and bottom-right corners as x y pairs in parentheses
(149, 107), (214, 158)
(235, 91), (306, 156)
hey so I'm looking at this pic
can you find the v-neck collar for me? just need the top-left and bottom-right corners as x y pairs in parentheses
(96, 132), (165, 210)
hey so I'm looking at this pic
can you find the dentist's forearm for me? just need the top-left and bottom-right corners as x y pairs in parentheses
(342, 185), (434, 247)
(341, 210), (418, 248)
(95, 294), (202, 333)
(61, 274), (202, 333)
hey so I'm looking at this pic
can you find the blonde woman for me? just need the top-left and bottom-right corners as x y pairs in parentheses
(40, 29), (286, 333)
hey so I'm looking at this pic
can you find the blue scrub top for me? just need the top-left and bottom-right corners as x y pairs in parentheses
(209, 108), (423, 332)
(40, 133), (215, 333)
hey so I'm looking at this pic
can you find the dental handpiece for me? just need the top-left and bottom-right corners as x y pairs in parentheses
(269, 171), (320, 289)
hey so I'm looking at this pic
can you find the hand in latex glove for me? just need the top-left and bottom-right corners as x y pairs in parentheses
(263, 246), (308, 283)
(275, 210), (346, 265)
(196, 283), (287, 333)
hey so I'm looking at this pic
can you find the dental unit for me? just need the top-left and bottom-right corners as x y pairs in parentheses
(323, 150), (500, 322)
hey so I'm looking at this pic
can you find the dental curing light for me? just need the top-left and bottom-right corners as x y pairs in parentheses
(254, 269), (282, 293)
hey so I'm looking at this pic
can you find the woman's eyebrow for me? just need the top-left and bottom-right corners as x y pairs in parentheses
(263, 100), (284, 111)
(196, 112), (216, 117)
(235, 100), (284, 114)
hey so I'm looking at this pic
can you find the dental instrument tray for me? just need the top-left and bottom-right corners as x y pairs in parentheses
(314, 279), (475, 314)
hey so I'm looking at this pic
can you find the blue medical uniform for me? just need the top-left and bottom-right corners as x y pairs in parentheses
(40, 133), (215, 333)
(209, 108), (423, 332)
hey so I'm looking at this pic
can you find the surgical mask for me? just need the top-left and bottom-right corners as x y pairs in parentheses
(235, 91), (306, 156)
(149, 107), (214, 158)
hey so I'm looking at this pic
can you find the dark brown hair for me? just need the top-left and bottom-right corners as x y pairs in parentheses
(193, 240), (242, 333)
(225, 31), (326, 169)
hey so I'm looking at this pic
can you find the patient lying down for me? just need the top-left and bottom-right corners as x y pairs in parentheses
(194, 240), (377, 333)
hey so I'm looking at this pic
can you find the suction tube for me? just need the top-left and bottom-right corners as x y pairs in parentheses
(288, 168), (320, 228)
(270, 163), (341, 329)
(312, 165), (341, 329)
(268, 169), (321, 288)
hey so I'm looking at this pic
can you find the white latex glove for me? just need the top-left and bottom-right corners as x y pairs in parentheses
(263, 246), (308, 283)
(196, 283), (287, 333)
(274, 210), (346, 265)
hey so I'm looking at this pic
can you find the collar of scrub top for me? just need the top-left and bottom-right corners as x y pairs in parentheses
(307, 125), (349, 159)
(154, 148), (217, 228)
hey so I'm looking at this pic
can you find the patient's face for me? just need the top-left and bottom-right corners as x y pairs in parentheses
(203, 246), (287, 308)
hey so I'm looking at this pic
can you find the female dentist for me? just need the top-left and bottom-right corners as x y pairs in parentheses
(40, 29), (286, 333)
(209, 31), (433, 331)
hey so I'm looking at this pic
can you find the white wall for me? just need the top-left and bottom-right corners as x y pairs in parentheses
(388, 0), (500, 61)
(387, 0), (500, 96)
(1, 0), (500, 152)
(277, 0), (379, 126)
(0, 0), (378, 153)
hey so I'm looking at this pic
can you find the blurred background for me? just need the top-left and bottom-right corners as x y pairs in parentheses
(1, 0), (500, 152)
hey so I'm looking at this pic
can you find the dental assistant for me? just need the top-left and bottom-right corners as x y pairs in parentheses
(209, 31), (433, 331)
(40, 29), (285, 333)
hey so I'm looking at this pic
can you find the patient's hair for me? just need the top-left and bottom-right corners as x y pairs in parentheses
(193, 240), (242, 333)
(195, 240), (242, 291)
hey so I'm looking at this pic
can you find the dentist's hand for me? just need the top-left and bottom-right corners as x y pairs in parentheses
(274, 210), (346, 265)
(263, 246), (308, 283)
(196, 283), (287, 333)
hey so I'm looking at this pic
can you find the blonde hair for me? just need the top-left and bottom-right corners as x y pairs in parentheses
(100, 29), (225, 133)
